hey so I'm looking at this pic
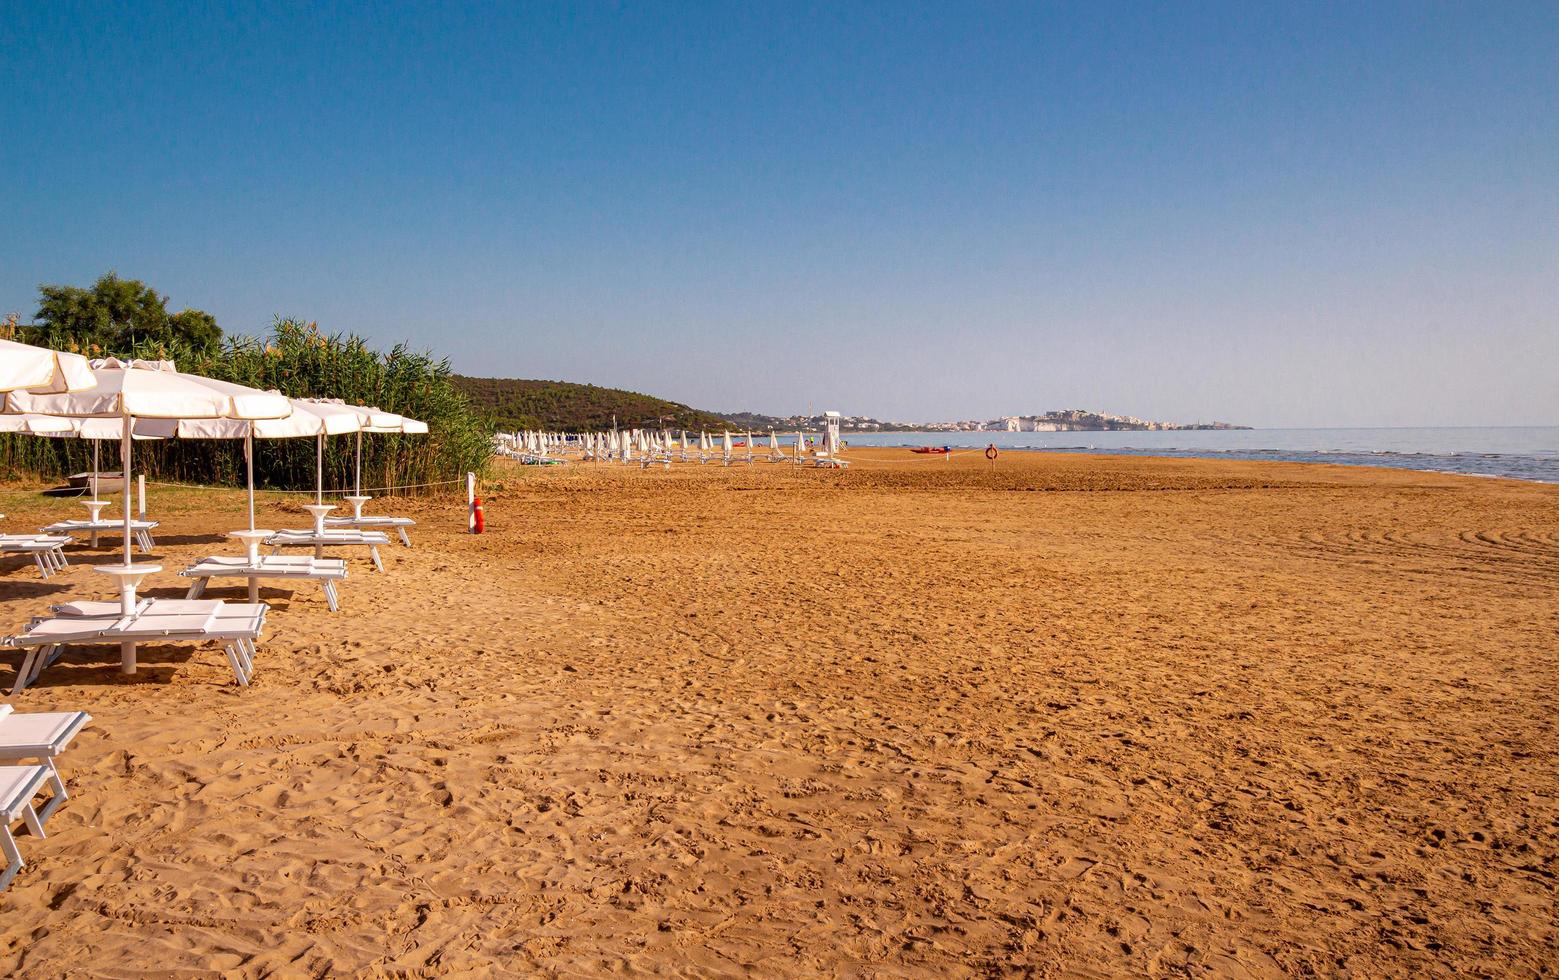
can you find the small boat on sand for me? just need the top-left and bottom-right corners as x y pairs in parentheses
(912, 446), (952, 455)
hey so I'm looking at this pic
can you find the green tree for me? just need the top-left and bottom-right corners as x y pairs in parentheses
(30, 272), (222, 355)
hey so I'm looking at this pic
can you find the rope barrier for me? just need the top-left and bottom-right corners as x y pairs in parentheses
(142, 477), (467, 494)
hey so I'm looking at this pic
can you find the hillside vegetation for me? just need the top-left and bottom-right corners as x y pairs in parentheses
(453, 376), (733, 432)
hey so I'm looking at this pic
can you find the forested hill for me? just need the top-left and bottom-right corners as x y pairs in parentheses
(452, 376), (733, 432)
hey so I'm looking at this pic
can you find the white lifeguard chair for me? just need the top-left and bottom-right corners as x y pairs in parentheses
(814, 411), (848, 468)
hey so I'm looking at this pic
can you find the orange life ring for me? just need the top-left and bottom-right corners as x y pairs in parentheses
(985, 444), (998, 460)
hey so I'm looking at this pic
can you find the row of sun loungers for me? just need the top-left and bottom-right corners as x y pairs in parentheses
(184, 555), (347, 611)
(0, 705), (91, 891)
(39, 518), (158, 552)
(0, 535), (72, 579)
(4, 599), (266, 694)
(265, 528), (390, 571)
(326, 514), (415, 546)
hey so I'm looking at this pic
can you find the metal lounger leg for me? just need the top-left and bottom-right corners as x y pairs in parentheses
(185, 578), (206, 600)
(0, 823), (23, 892)
(370, 546), (383, 573)
(35, 759), (67, 824)
(19, 802), (43, 841)
(397, 527), (411, 547)
(11, 649), (39, 696)
(223, 643), (250, 687)
(323, 580), (339, 612)
(32, 554), (49, 579)
(38, 645), (64, 677)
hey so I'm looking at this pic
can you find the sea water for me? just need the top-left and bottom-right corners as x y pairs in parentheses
(838, 427), (1559, 483)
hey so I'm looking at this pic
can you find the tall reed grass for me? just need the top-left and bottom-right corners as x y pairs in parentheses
(0, 318), (491, 495)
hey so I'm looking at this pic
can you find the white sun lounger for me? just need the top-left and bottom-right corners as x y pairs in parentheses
(322, 515), (415, 546)
(0, 705), (90, 824)
(40, 518), (158, 552)
(182, 555), (347, 611)
(265, 529), (389, 572)
(0, 764), (50, 892)
(0, 535), (71, 578)
(3, 599), (266, 693)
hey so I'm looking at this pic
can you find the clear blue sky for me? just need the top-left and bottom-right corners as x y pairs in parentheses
(3, 2), (1555, 427)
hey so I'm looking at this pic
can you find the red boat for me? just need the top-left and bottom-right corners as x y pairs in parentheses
(912, 446), (953, 454)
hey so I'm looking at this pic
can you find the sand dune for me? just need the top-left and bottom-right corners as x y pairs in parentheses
(0, 449), (1553, 975)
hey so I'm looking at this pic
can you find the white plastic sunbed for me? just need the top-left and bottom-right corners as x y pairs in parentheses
(182, 554), (347, 611)
(321, 515), (414, 546)
(40, 518), (158, 552)
(0, 705), (90, 824)
(3, 599), (266, 693)
(322, 496), (415, 546)
(0, 535), (71, 578)
(0, 765), (49, 892)
(265, 529), (389, 572)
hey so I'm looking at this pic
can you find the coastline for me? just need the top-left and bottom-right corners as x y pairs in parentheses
(838, 427), (1559, 484)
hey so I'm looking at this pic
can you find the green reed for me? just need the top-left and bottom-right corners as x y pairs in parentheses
(0, 318), (491, 496)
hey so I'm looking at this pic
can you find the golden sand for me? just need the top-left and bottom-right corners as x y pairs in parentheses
(0, 448), (1553, 975)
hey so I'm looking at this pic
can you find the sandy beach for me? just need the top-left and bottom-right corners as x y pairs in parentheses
(0, 448), (1553, 976)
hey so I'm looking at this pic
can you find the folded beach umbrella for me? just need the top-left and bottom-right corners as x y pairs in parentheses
(795, 431), (806, 460)
(0, 339), (97, 394)
(7, 358), (291, 610)
(722, 430), (732, 463)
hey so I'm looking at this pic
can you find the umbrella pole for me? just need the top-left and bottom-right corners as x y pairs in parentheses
(91, 441), (99, 498)
(355, 429), (362, 497)
(316, 433), (324, 505)
(246, 426), (256, 531)
(121, 414), (133, 568)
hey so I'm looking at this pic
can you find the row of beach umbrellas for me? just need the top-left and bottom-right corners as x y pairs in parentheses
(0, 340), (425, 615)
(499, 428), (822, 462)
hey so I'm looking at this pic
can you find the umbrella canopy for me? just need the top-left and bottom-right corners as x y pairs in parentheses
(318, 400), (428, 497)
(0, 339), (96, 393)
(0, 413), (78, 435)
(6, 359), (291, 596)
(169, 380), (367, 529)
(6, 359), (289, 420)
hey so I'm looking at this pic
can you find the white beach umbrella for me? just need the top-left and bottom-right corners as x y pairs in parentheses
(6, 359), (291, 621)
(722, 430), (732, 463)
(769, 430), (779, 456)
(0, 339), (97, 393)
(172, 381), (363, 531)
(795, 431), (806, 460)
